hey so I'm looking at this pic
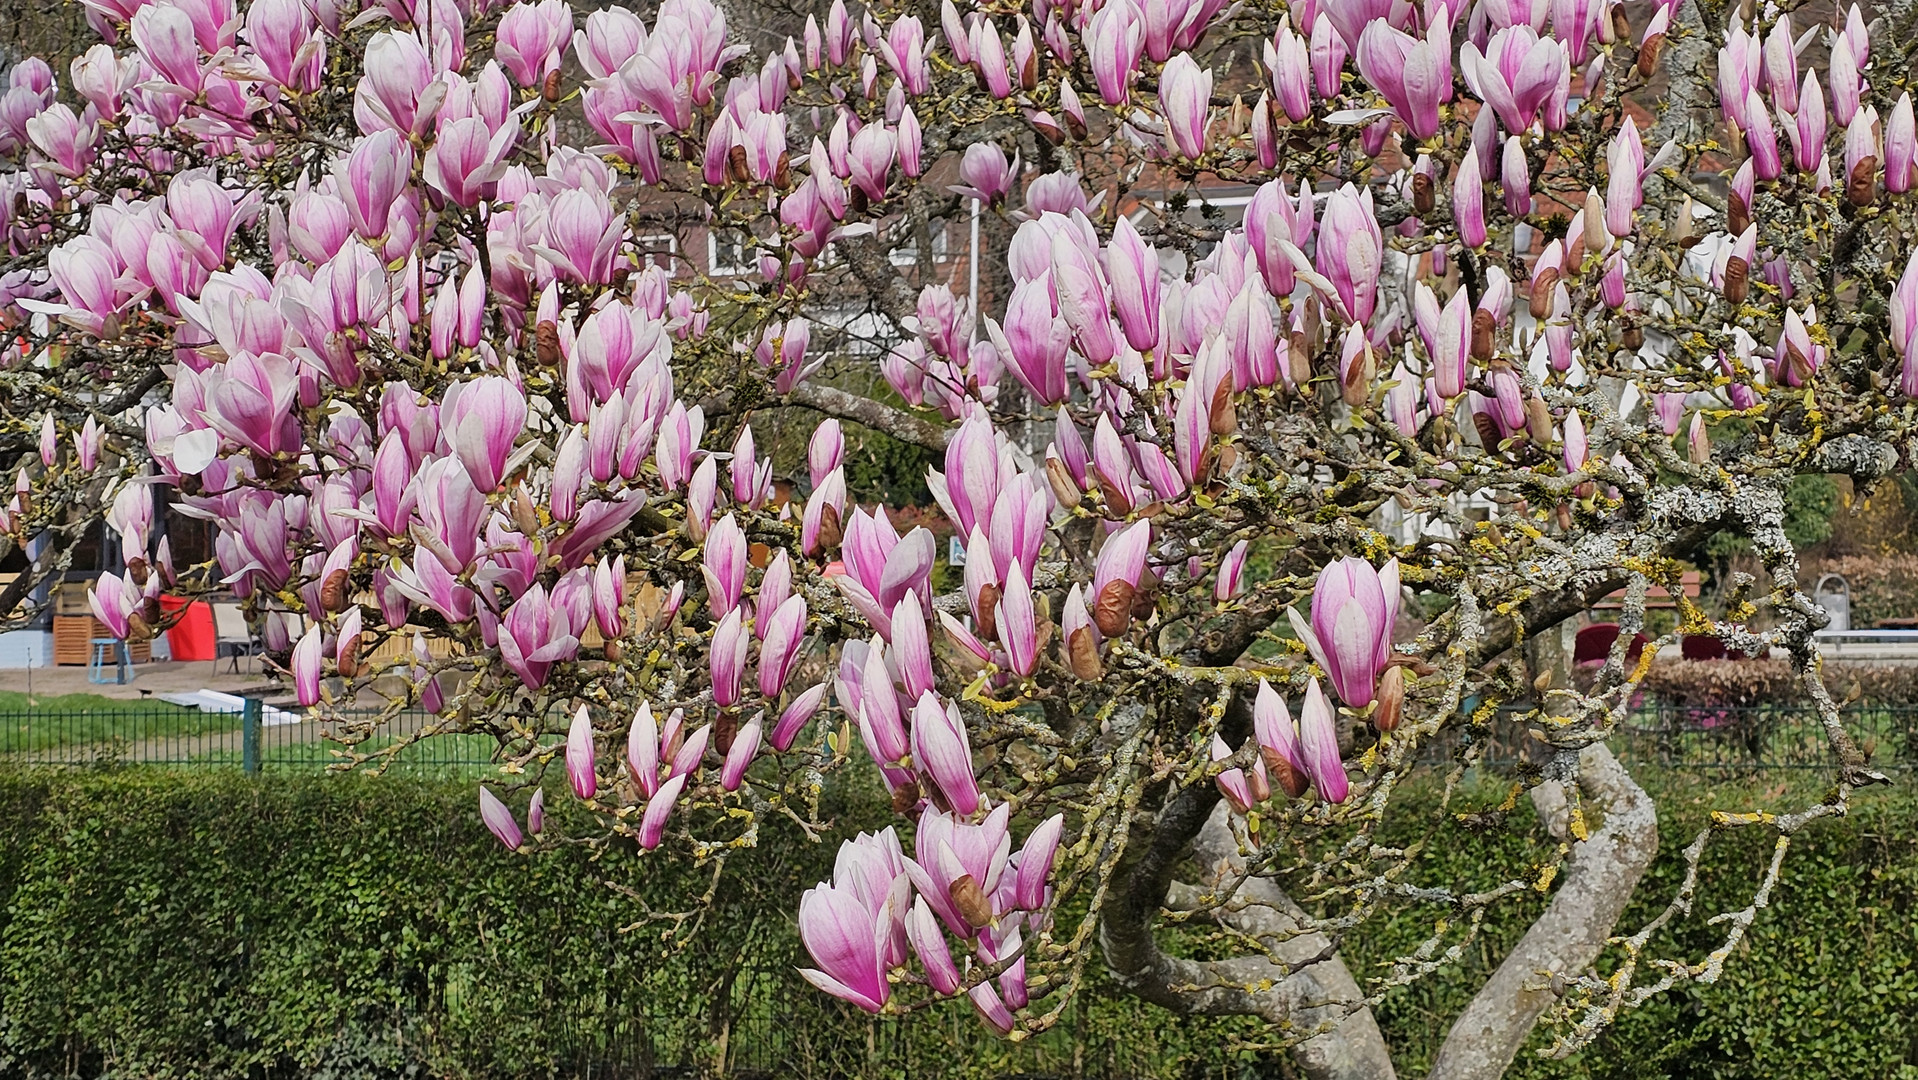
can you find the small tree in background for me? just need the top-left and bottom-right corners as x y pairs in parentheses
(0, 0), (1912, 1073)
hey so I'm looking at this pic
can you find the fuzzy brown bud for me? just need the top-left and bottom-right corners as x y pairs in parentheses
(320, 569), (350, 613)
(1471, 309), (1496, 362)
(536, 321), (561, 366)
(1722, 255), (1749, 305)
(1727, 192), (1751, 238)
(816, 503), (843, 552)
(1341, 338), (1374, 408)
(1524, 397), (1555, 444)
(891, 777), (922, 814)
(1528, 267), (1559, 319)
(975, 582), (1001, 643)
(1374, 665), (1405, 733)
(1066, 626), (1102, 681)
(1209, 377), (1238, 435)
(1847, 157), (1878, 208)
(1636, 32), (1663, 77)
(1045, 456), (1082, 509)
(1262, 747), (1310, 798)
(1410, 172), (1435, 215)
(1471, 410), (1504, 451)
(951, 874), (995, 928)
(1093, 580), (1135, 638)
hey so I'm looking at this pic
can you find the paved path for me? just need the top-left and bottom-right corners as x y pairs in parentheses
(0, 658), (284, 701)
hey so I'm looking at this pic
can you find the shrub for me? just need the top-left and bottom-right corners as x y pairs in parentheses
(0, 770), (1913, 1079)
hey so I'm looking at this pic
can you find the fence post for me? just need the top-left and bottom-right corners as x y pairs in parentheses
(242, 696), (261, 775)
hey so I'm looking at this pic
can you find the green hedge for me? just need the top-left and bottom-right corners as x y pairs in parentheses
(1354, 779), (1918, 1079)
(0, 770), (1912, 1079)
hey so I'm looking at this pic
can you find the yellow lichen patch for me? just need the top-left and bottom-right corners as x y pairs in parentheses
(1710, 810), (1776, 828)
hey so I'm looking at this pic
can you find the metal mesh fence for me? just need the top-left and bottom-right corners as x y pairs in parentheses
(4, 699), (1915, 777)
(1420, 702), (1918, 774)
(0, 701), (498, 776)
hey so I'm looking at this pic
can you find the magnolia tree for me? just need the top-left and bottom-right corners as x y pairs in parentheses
(3, 0), (1914, 1071)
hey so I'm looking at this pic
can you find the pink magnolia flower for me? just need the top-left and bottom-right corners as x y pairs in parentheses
(292, 624), (324, 705)
(495, 0), (574, 87)
(567, 703), (598, 799)
(639, 773), (686, 849)
(1355, 9), (1452, 139)
(952, 142), (1019, 204)
(1158, 53), (1212, 159)
(132, 4), (204, 95)
(702, 513), (748, 617)
(337, 131), (414, 241)
(499, 583), (582, 688)
(758, 594), (808, 697)
(906, 803), (1011, 938)
(1266, 21), (1312, 121)
(1460, 25), (1569, 134)
(479, 786), (524, 850)
(426, 116), (520, 208)
(907, 897), (961, 994)
(1314, 185), (1383, 324)
(799, 847), (903, 1011)
(989, 275), (1070, 406)
(1289, 556), (1400, 709)
(1085, 0), (1141, 104)
(539, 187), (624, 285)
(771, 682), (829, 751)
(1106, 215), (1161, 352)
(720, 713), (762, 791)
(443, 376), (526, 492)
(1216, 539), (1249, 601)
(910, 691), (980, 816)
(1300, 676), (1350, 803)
(1254, 677), (1311, 798)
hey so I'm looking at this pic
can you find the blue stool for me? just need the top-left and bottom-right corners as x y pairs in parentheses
(89, 638), (133, 684)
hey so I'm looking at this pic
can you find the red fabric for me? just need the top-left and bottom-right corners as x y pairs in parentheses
(1680, 636), (1729, 661)
(160, 595), (217, 661)
(1574, 623), (1647, 664)
(1573, 623), (1620, 664)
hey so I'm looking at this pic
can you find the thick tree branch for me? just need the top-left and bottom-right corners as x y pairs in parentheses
(1100, 778), (1395, 1080)
(835, 233), (924, 326)
(698, 380), (953, 453)
(784, 381), (953, 452)
(1427, 744), (1658, 1080)
(1186, 804), (1398, 1080)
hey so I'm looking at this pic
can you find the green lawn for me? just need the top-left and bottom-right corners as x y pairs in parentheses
(0, 693), (243, 754)
(0, 690), (148, 712)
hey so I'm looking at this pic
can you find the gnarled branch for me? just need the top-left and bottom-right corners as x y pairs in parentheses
(1100, 781), (1395, 1080)
(1427, 744), (1658, 1080)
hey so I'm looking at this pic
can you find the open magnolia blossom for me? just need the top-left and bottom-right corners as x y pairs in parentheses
(3, 0), (1913, 1070)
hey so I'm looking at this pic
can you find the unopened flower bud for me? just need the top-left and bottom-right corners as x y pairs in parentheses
(1687, 412), (1711, 463)
(951, 873), (995, 928)
(1374, 664), (1404, 733)
(1046, 456), (1082, 508)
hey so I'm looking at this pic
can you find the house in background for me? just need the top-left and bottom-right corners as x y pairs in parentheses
(0, 503), (214, 669)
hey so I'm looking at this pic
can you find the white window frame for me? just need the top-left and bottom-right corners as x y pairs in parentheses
(889, 221), (952, 267)
(707, 228), (758, 276)
(632, 232), (679, 274)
